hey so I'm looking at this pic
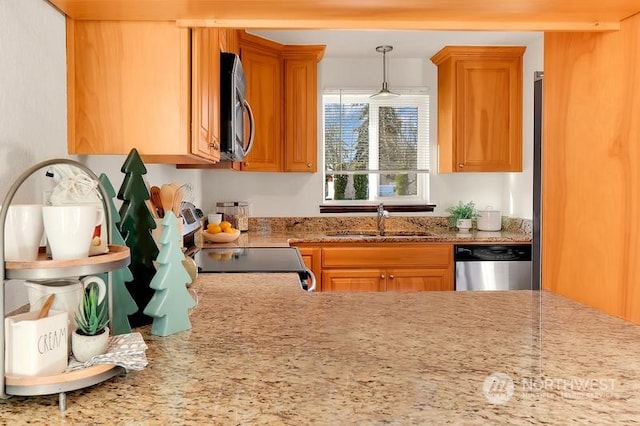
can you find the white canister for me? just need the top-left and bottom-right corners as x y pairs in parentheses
(477, 207), (502, 231)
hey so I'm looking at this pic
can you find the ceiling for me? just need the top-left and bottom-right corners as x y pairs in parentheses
(248, 30), (543, 59)
(46, 0), (640, 31)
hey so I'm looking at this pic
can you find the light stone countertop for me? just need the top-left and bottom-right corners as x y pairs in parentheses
(202, 229), (531, 249)
(201, 215), (532, 249)
(2, 273), (639, 424)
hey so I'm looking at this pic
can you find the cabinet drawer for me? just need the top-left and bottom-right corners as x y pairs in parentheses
(323, 244), (452, 269)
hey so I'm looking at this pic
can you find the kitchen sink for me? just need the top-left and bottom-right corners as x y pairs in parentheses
(324, 231), (379, 237)
(325, 230), (437, 238)
(384, 230), (438, 237)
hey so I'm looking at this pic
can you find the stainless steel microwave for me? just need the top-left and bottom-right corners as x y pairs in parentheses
(220, 52), (255, 162)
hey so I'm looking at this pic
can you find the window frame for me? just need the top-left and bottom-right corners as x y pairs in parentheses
(321, 90), (431, 207)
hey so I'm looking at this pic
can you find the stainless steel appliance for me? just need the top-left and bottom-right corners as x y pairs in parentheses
(220, 52), (255, 161)
(533, 71), (543, 291)
(180, 201), (204, 257)
(195, 247), (316, 291)
(454, 244), (533, 291)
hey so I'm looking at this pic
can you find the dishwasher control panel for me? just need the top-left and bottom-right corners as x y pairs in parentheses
(454, 244), (532, 262)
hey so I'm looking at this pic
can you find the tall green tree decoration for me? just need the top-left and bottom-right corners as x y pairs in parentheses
(117, 149), (159, 327)
(143, 212), (195, 336)
(98, 173), (138, 335)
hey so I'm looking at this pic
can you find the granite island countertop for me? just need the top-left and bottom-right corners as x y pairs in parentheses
(2, 273), (639, 424)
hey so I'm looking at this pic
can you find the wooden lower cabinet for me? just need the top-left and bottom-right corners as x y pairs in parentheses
(385, 268), (453, 291)
(292, 242), (453, 292)
(323, 269), (385, 292)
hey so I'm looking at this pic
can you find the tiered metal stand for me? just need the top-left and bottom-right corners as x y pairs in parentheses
(0, 159), (131, 411)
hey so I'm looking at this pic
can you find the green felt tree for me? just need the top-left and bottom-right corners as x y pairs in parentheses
(117, 149), (159, 327)
(143, 212), (195, 336)
(98, 173), (138, 335)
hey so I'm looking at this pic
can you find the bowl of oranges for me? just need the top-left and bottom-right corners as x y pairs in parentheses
(202, 220), (241, 243)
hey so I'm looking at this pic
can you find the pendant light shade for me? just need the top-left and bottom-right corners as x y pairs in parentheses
(371, 45), (399, 98)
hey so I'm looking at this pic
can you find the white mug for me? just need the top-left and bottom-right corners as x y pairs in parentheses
(208, 213), (222, 225)
(2, 204), (44, 261)
(43, 204), (103, 260)
(26, 275), (107, 335)
(26, 276), (107, 316)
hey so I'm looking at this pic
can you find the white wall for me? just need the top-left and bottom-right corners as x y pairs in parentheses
(1, 0), (68, 312)
(508, 35), (544, 218)
(0, 0), (67, 203)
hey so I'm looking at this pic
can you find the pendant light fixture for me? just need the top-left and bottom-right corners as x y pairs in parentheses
(371, 45), (399, 98)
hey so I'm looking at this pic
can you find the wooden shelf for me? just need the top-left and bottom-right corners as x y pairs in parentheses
(5, 364), (124, 396)
(4, 245), (130, 280)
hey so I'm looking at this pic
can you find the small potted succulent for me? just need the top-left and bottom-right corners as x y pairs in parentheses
(72, 282), (110, 362)
(446, 201), (478, 233)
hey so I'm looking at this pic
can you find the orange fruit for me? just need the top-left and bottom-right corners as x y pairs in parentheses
(220, 221), (232, 230)
(223, 226), (236, 234)
(207, 224), (222, 234)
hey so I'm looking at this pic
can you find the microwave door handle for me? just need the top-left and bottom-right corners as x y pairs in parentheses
(242, 99), (255, 157)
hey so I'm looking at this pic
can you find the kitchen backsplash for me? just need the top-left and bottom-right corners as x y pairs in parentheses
(247, 216), (532, 235)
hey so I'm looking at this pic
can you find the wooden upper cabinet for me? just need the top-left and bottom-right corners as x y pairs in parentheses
(67, 20), (222, 164)
(239, 33), (283, 171)
(191, 28), (221, 163)
(283, 46), (325, 172)
(431, 46), (525, 173)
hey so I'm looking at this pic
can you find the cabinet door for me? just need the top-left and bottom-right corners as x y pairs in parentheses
(191, 28), (221, 163)
(67, 20), (212, 164)
(386, 268), (453, 291)
(454, 58), (521, 172)
(283, 54), (319, 172)
(431, 46), (524, 173)
(322, 270), (384, 292)
(239, 39), (283, 171)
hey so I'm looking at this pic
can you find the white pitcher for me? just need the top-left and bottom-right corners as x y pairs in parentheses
(25, 276), (107, 327)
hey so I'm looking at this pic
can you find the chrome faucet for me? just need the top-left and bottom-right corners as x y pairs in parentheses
(377, 203), (389, 235)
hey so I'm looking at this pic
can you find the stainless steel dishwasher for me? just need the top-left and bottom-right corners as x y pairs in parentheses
(454, 244), (533, 291)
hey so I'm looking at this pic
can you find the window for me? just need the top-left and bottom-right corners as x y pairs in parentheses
(322, 90), (430, 204)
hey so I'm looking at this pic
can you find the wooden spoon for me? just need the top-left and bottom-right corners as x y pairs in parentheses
(159, 184), (175, 219)
(172, 185), (184, 217)
(150, 186), (163, 217)
(38, 294), (56, 319)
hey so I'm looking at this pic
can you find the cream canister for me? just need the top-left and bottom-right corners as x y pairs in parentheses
(477, 206), (502, 231)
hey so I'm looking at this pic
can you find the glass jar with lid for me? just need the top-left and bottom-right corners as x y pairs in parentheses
(216, 201), (249, 232)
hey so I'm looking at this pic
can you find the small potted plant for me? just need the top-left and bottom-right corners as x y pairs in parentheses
(72, 282), (110, 362)
(446, 201), (478, 233)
